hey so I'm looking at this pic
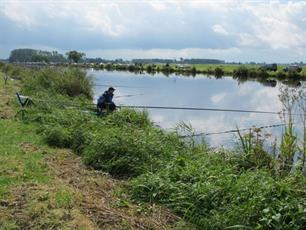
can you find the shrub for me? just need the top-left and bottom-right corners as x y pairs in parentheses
(22, 67), (93, 99)
(43, 125), (72, 148)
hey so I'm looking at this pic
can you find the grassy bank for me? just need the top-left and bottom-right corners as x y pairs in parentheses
(0, 65), (187, 229)
(1, 63), (306, 229)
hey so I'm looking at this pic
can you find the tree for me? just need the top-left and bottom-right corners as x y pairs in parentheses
(9, 49), (37, 62)
(9, 48), (66, 63)
(66, 51), (85, 63)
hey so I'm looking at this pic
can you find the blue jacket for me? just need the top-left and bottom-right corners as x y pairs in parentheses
(98, 91), (113, 105)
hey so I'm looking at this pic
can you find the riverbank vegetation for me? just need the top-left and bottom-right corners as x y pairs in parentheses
(6, 48), (306, 82)
(10, 61), (305, 88)
(1, 63), (306, 229)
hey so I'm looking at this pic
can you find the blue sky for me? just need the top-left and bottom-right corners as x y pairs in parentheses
(0, 0), (305, 62)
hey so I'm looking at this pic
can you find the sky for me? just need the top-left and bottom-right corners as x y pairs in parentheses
(0, 0), (305, 62)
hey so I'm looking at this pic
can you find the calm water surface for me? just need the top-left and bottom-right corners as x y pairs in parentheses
(90, 70), (304, 147)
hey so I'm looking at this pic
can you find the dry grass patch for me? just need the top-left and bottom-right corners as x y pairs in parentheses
(46, 149), (184, 229)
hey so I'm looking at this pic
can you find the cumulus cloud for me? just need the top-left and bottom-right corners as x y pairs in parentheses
(0, 1), (38, 27)
(0, 0), (305, 61)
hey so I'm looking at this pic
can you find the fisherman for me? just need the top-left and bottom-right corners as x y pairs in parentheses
(97, 87), (116, 115)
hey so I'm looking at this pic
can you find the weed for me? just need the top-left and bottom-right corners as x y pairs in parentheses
(54, 188), (74, 208)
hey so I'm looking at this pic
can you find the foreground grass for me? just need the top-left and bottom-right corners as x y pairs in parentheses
(0, 120), (183, 229)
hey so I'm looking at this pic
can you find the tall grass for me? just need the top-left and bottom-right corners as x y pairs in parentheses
(278, 86), (306, 175)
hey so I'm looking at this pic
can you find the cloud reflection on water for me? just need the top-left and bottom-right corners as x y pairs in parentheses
(91, 70), (299, 147)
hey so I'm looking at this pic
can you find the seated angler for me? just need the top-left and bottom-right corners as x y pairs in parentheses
(97, 87), (116, 114)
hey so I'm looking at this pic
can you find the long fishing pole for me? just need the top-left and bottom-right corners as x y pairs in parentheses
(93, 84), (145, 88)
(26, 97), (301, 116)
(19, 96), (303, 136)
(115, 93), (146, 98)
(118, 105), (284, 115)
(179, 123), (287, 138)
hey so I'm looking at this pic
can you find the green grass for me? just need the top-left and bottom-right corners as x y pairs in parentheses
(131, 152), (306, 229)
(0, 120), (49, 199)
(54, 187), (75, 208)
(192, 64), (256, 72)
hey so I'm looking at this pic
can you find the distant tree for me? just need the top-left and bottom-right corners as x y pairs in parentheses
(9, 49), (37, 62)
(9, 48), (66, 63)
(31, 54), (50, 63)
(66, 51), (85, 63)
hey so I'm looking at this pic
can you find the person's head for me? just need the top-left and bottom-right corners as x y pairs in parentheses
(108, 87), (115, 93)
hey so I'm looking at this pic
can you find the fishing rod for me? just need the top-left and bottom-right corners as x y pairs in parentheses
(179, 123), (287, 138)
(118, 105), (286, 115)
(93, 84), (145, 88)
(115, 93), (146, 98)
(48, 99), (299, 137)
(24, 96), (302, 116)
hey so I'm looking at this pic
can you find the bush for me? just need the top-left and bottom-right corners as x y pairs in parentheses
(43, 125), (72, 148)
(22, 67), (93, 99)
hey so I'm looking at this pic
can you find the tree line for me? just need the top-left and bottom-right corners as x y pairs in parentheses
(9, 48), (85, 63)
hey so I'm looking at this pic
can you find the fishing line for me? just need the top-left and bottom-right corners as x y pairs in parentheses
(16, 95), (304, 137)
(93, 84), (145, 88)
(115, 93), (146, 98)
(118, 105), (301, 116)
(24, 96), (302, 116)
(179, 123), (287, 138)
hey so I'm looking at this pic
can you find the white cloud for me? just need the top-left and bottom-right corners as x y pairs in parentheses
(0, 1), (38, 27)
(147, 1), (168, 11)
(212, 24), (229, 35)
(238, 0), (306, 49)
(85, 47), (242, 60)
(0, 0), (125, 37)
(0, 0), (305, 61)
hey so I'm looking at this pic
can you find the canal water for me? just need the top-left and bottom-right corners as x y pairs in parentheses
(90, 70), (304, 147)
